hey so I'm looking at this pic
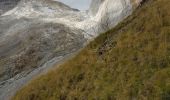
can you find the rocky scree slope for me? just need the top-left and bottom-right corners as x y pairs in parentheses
(13, 0), (170, 99)
(0, 0), (85, 83)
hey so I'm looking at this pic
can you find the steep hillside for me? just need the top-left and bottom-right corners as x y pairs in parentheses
(12, 0), (170, 100)
(0, 0), (143, 99)
(13, 0), (170, 100)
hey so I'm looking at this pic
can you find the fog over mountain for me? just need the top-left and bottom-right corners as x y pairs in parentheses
(0, 0), (143, 99)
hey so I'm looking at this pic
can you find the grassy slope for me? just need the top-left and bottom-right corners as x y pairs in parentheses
(13, 0), (170, 100)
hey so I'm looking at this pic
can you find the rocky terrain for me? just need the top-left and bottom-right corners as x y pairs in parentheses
(0, 0), (143, 99)
(0, 0), (86, 81)
(0, 0), (20, 15)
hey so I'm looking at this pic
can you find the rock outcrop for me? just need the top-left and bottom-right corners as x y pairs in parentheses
(87, 0), (132, 34)
(89, 0), (104, 16)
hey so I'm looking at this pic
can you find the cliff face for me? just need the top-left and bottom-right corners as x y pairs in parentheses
(89, 0), (104, 16)
(87, 0), (144, 35)
(93, 0), (132, 32)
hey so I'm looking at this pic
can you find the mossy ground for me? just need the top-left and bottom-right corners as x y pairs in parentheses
(13, 0), (170, 100)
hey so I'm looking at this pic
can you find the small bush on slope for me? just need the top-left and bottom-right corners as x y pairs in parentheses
(13, 0), (170, 100)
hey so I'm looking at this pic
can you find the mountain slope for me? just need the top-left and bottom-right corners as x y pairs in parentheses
(0, 0), (86, 84)
(12, 0), (170, 100)
(0, 0), (143, 99)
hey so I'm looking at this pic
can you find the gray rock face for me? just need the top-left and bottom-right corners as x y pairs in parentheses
(88, 0), (133, 33)
(89, 0), (104, 16)
(0, 18), (86, 82)
(0, 0), (20, 15)
(88, 0), (144, 34)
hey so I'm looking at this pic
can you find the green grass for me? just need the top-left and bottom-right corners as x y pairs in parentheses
(13, 0), (170, 100)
